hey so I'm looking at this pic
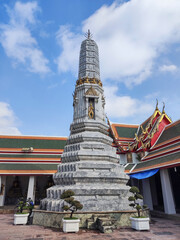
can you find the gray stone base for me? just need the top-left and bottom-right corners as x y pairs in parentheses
(41, 161), (131, 212)
(32, 209), (149, 229)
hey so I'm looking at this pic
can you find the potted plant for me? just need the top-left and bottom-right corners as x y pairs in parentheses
(14, 198), (34, 225)
(61, 190), (83, 233)
(128, 186), (150, 230)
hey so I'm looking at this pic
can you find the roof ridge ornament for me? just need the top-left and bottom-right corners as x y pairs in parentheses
(85, 29), (93, 39)
(162, 102), (165, 114)
(156, 99), (158, 110)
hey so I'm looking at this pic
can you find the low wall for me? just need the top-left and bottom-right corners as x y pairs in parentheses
(33, 209), (143, 229)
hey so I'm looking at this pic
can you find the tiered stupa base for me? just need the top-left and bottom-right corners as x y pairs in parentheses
(40, 160), (130, 212)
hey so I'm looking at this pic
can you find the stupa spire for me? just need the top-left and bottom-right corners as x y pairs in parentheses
(78, 30), (100, 80)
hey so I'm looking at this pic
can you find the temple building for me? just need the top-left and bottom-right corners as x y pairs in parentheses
(0, 31), (179, 216)
(109, 104), (180, 215)
(0, 136), (66, 206)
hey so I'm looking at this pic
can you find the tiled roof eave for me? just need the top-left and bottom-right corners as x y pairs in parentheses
(116, 138), (135, 141)
(130, 151), (180, 173)
(153, 120), (180, 148)
(130, 159), (180, 174)
(0, 160), (61, 163)
(0, 148), (64, 153)
(111, 124), (139, 139)
(143, 145), (180, 161)
(0, 135), (67, 140)
(151, 137), (180, 151)
(0, 170), (56, 175)
(0, 162), (58, 175)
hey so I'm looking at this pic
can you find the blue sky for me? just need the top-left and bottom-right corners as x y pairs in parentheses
(0, 0), (179, 137)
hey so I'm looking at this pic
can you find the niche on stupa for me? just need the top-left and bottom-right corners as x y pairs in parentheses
(85, 86), (99, 120)
(88, 98), (95, 119)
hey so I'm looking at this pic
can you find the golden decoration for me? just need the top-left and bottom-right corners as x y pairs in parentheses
(92, 78), (96, 84)
(84, 77), (89, 83)
(135, 133), (139, 142)
(140, 139), (145, 149)
(76, 77), (103, 87)
(134, 143), (138, 150)
(128, 142), (132, 151)
(145, 141), (151, 149)
(140, 125), (147, 135)
(85, 86), (98, 96)
(88, 103), (94, 119)
(147, 133), (151, 139)
(98, 80), (102, 86)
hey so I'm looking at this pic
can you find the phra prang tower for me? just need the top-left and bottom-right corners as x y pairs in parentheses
(41, 31), (130, 212)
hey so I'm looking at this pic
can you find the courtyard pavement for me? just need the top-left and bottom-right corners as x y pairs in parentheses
(0, 214), (180, 240)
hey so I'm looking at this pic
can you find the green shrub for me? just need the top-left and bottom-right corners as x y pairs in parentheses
(15, 197), (34, 214)
(61, 190), (83, 219)
(128, 186), (148, 217)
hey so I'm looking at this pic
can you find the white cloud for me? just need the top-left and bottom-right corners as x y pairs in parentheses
(0, 1), (50, 74)
(159, 64), (178, 72)
(55, 25), (83, 76)
(56, 0), (180, 86)
(8, 1), (38, 25)
(104, 85), (154, 119)
(145, 92), (160, 100)
(0, 102), (21, 135)
(39, 30), (49, 38)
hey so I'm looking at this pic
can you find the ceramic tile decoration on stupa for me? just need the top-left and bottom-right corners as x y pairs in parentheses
(40, 30), (130, 212)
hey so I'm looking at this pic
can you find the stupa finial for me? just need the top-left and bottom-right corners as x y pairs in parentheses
(85, 29), (93, 39)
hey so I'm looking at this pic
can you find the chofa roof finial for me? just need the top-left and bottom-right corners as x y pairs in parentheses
(162, 102), (165, 113)
(156, 99), (158, 110)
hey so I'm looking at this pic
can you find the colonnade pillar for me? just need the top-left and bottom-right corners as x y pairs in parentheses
(160, 168), (176, 214)
(0, 176), (6, 206)
(27, 176), (36, 202)
(142, 178), (153, 210)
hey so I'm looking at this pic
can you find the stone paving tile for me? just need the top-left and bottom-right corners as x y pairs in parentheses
(0, 214), (180, 240)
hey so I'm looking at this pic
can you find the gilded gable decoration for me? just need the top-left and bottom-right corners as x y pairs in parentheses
(85, 86), (98, 96)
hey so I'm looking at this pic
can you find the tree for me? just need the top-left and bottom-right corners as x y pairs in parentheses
(61, 190), (83, 219)
(128, 186), (148, 217)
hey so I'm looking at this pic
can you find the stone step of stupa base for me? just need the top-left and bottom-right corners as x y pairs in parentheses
(98, 225), (116, 233)
(70, 121), (109, 135)
(40, 185), (131, 212)
(46, 185), (130, 200)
